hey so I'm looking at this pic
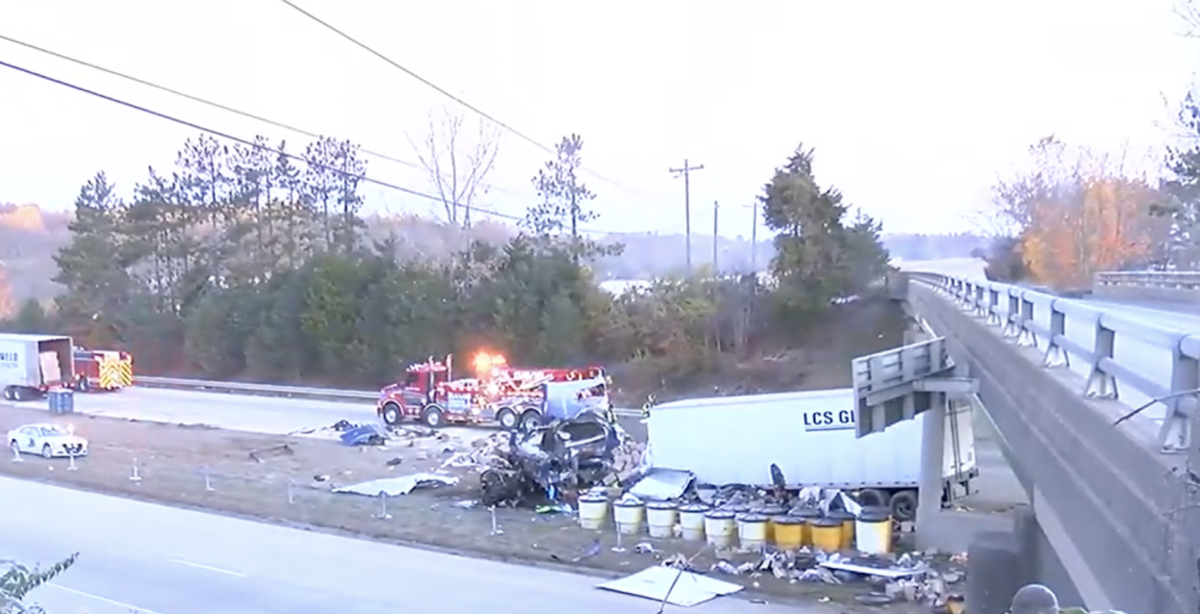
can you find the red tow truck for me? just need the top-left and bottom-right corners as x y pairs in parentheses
(376, 352), (610, 430)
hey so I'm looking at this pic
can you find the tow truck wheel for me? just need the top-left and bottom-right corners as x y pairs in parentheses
(381, 402), (402, 426)
(519, 410), (543, 431)
(497, 408), (517, 430)
(422, 405), (445, 429)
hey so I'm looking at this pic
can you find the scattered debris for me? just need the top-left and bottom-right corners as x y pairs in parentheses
(333, 472), (460, 497)
(629, 469), (694, 500)
(598, 565), (744, 607)
(247, 442), (294, 463)
(340, 423), (388, 446)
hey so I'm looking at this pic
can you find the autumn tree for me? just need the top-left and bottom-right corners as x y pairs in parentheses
(989, 136), (1165, 289)
(408, 106), (500, 227)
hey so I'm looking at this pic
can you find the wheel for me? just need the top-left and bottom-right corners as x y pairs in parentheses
(519, 410), (543, 431)
(41, 443), (53, 459)
(11, 387), (25, 402)
(1, 387), (10, 401)
(422, 405), (444, 428)
(857, 488), (890, 508)
(496, 408), (517, 430)
(889, 489), (919, 522)
(381, 402), (402, 426)
(78, 378), (91, 393)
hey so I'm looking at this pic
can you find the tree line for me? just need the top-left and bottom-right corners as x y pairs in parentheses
(1, 131), (890, 392)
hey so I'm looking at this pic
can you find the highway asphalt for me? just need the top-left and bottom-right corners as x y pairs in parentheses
(0, 476), (811, 614)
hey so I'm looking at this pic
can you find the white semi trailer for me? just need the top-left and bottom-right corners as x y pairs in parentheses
(645, 387), (978, 521)
(0, 333), (74, 401)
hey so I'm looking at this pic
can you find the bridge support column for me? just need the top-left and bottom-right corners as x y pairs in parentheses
(916, 393), (946, 549)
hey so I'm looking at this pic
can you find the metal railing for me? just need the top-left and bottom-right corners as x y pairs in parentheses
(910, 271), (1199, 454)
(134, 376), (377, 400)
(1094, 270), (1200, 290)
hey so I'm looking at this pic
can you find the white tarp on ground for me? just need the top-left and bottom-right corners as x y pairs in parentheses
(597, 565), (743, 607)
(332, 473), (459, 497)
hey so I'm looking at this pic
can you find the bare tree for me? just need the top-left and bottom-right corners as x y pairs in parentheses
(407, 107), (500, 227)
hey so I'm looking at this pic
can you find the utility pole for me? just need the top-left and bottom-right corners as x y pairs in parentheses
(670, 159), (704, 275)
(749, 203), (758, 275)
(712, 201), (720, 276)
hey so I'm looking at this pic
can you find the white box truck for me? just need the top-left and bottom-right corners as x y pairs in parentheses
(0, 333), (74, 402)
(645, 388), (978, 521)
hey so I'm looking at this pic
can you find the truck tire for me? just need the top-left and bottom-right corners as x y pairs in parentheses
(889, 489), (918, 522)
(519, 410), (543, 431)
(496, 408), (518, 430)
(857, 488), (889, 508)
(78, 378), (91, 393)
(422, 405), (445, 429)
(381, 402), (403, 427)
(10, 387), (25, 402)
(2, 387), (11, 401)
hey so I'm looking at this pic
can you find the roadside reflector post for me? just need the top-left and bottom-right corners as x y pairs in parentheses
(374, 492), (391, 519)
(489, 505), (503, 536)
(67, 449), (77, 471)
(201, 466), (213, 491)
(287, 479), (296, 504)
(130, 457), (141, 483)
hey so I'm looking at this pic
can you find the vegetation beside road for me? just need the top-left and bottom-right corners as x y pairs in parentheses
(1, 133), (892, 398)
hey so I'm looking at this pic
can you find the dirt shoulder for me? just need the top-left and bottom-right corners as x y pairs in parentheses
(0, 407), (937, 611)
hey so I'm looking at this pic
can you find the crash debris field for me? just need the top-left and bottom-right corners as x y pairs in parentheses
(0, 405), (959, 610)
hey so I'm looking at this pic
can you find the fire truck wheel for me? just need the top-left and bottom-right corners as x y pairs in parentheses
(496, 408), (517, 430)
(519, 410), (543, 431)
(77, 378), (91, 393)
(381, 402), (402, 426)
(422, 405), (445, 429)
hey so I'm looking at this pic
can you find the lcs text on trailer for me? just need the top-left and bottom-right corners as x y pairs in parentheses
(643, 388), (979, 522)
(0, 333), (75, 402)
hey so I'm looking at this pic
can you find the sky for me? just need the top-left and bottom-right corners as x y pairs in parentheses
(0, 0), (1195, 238)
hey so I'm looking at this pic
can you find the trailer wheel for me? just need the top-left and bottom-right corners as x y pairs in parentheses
(422, 405), (445, 429)
(857, 488), (889, 508)
(1, 387), (10, 401)
(496, 408), (517, 430)
(889, 490), (918, 522)
(381, 402), (403, 426)
(519, 410), (543, 431)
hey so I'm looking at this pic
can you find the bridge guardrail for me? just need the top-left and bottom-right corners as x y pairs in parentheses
(910, 271), (1200, 453)
(135, 376), (377, 400)
(908, 270), (1199, 614)
(1095, 270), (1200, 290)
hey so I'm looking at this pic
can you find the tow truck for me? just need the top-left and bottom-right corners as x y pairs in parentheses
(376, 352), (610, 430)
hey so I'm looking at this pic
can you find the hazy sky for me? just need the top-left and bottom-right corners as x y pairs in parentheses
(0, 0), (1194, 237)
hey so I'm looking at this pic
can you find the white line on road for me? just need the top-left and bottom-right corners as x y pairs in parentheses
(49, 582), (168, 614)
(170, 557), (248, 577)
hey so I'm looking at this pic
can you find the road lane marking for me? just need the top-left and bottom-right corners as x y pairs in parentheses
(170, 557), (248, 577)
(49, 582), (168, 614)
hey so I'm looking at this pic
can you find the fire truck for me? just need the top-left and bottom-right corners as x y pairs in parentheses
(71, 347), (133, 392)
(376, 352), (610, 430)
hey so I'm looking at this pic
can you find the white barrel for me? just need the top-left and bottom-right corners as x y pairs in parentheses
(645, 501), (678, 538)
(678, 503), (709, 541)
(577, 494), (609, 530)
(704, 509), (736, 547)
(613, 500), (645, 535)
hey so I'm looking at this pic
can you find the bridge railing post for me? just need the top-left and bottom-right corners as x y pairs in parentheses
(1156, 342), (1198, 453)
(1043, 302), (1068, 368)
(987, 288), (1001, 325)
(1084, 318), (1118, 399)
(1016, 295), (1036, 347)
(1003, 293), (1021, 338)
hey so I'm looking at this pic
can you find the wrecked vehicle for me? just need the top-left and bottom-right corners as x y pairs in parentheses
(480, 415), (621, 507)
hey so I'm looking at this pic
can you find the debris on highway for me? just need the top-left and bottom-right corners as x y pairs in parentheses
(334, 473), (460, 496)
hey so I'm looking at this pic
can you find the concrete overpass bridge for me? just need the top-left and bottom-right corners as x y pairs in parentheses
(877, 260), (1200, 613)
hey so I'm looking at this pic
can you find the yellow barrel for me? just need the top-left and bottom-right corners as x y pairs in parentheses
(612, 499), (646, 535)
(703, 509), (737, 547)
(826, 508), (856, 550)
(810, 517), (842, 552)
(577, 493), (609, 530)
(771, 515), (805, 551)
(645, 501), (678, 538)
(759, 505), (786, 543)
(678, 503), (709, 541)
(855, 506), (893, 554)
(790, 507), (820, 545)
(736, 513), (769, 550)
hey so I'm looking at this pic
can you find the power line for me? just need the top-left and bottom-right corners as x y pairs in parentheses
(275, 0), (649, 199)
(670, 159), (705, 274)
(0, 32), (533, 200)
(0, 57), (633, 234)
